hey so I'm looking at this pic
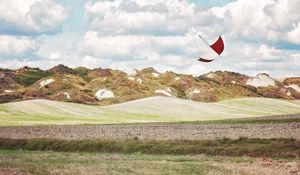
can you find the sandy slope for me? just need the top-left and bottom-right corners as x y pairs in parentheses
(0, 97), (300, 125)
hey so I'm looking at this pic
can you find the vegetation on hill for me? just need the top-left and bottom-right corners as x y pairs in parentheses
(49, 64), (75, 74)
(11, 67), (53, 86)
(0, 65), (299, 105)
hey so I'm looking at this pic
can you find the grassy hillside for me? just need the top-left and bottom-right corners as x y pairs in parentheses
(1, 65), (300, 105)
(106, 97), (300, 120)
(0, 97), (299, 126)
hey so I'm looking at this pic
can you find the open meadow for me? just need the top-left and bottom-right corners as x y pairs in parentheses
(0, 97), (300, 175)
(1, 0), (300, 174)
(0, 149), (299, 175)
(1, 97), (300, 125)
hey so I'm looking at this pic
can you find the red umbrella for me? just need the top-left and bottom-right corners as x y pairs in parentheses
(198, 35), (225, 62)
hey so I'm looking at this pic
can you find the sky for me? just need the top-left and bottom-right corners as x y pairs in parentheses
(0, 0), (299, 77)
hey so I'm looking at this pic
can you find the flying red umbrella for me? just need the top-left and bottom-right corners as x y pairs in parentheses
(198, 35), (224, 62)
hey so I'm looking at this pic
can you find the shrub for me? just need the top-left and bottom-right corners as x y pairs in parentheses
(13, 70), (53, 86)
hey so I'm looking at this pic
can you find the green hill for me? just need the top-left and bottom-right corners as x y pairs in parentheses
(1, 97), (299, 126)
(1, 65), (300, 105)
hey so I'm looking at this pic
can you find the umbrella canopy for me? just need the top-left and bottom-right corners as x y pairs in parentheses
(199, 36), (224, 62)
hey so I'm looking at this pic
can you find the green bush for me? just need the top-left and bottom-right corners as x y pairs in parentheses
(12, 70), (53, 86)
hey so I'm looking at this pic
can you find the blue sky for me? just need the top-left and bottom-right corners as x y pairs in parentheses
(192, 0), (235, 8)
(39, 0), (236, 57)
(0, 0), (299, 77)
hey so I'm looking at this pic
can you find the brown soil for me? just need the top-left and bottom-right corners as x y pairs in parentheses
(0, 158), (299, 175)
(218, 158), (300, 175)
(0, 120), (300, 141)
(0, 168), (30, 175)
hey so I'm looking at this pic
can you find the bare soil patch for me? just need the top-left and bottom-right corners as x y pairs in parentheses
(0, 168), (30, 175)
(0, 115), (300, 141)
(217, 158), (300, 175)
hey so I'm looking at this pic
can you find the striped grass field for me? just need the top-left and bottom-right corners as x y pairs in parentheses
(0, 97), (299, 126)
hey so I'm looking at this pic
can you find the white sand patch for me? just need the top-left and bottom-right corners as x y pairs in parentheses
(207, 73), (216, 79)
(4, 90), (14, 93)
(63, 92), (71, 99)
(246, 73), (275, 87)
(136, 78), (143, 84)
(287, 92), (292, 96)
(95, 89), (114, 100)
(155, 88), (173, 97)
(174, 77), (180, 81)
(231, 81), (236, 84)
(152, 73), (160, 77)
(276, 77), (286, 82)
(128, 77), (142, 84)
(188, 88), (201, 100)
(127, 77), (135, 81)
(189, 89), (201, 95)
(286, 84), (300, 92)
(56, 92), (71, 99)
(122, 68), (137, 76)
(39, 79), (55, 89)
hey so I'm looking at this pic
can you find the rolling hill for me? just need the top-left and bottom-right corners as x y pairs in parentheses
(1, 97), (300, 125)
(0, 65), (300, 105)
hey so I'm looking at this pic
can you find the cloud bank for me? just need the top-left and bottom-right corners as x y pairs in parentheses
(0, 0), (299, 77)
(0, 0), (68, 59)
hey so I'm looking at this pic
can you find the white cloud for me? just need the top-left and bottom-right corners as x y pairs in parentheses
(0, 0), (299, 78)
(212, 0), (277, 41)
(81, 0), (218, 74)
(258, 45), (284, 60)
(211, 0), (300, 44)
(215, 42), (300, 77)
(0, 35), (38, 56)
(82, 55), (111, 68)
(49, 52), (62, 61)
(76, 0), (300, 77)
(287, 22), (300, 44)
(0, 0), (69, 58)
(106, 53), (209, 76)
(80, 31), (203, 60)
(185, 64), (209, 76)
(85, 0), (197, 36)
(0, 0), (69, 35)
(264, 0), (300, 32)
(0, 59), (48, 69)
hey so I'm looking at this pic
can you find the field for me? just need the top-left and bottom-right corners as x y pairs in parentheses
(1, 97), (300, 174)
(1, 149), (300, 175)
(1, 97), (300, 125)
(1, 114), (300, 140)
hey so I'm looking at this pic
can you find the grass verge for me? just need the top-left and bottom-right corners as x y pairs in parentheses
(0, 149), (231, 175)
(176, 116), (300, 125)
(0, 137), (299, 158)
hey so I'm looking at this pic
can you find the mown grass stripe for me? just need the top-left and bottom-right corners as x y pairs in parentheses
(175, 116), (300, 125)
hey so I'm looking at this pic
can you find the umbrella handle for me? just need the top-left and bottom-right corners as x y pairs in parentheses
(198, 35), (211, 48)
